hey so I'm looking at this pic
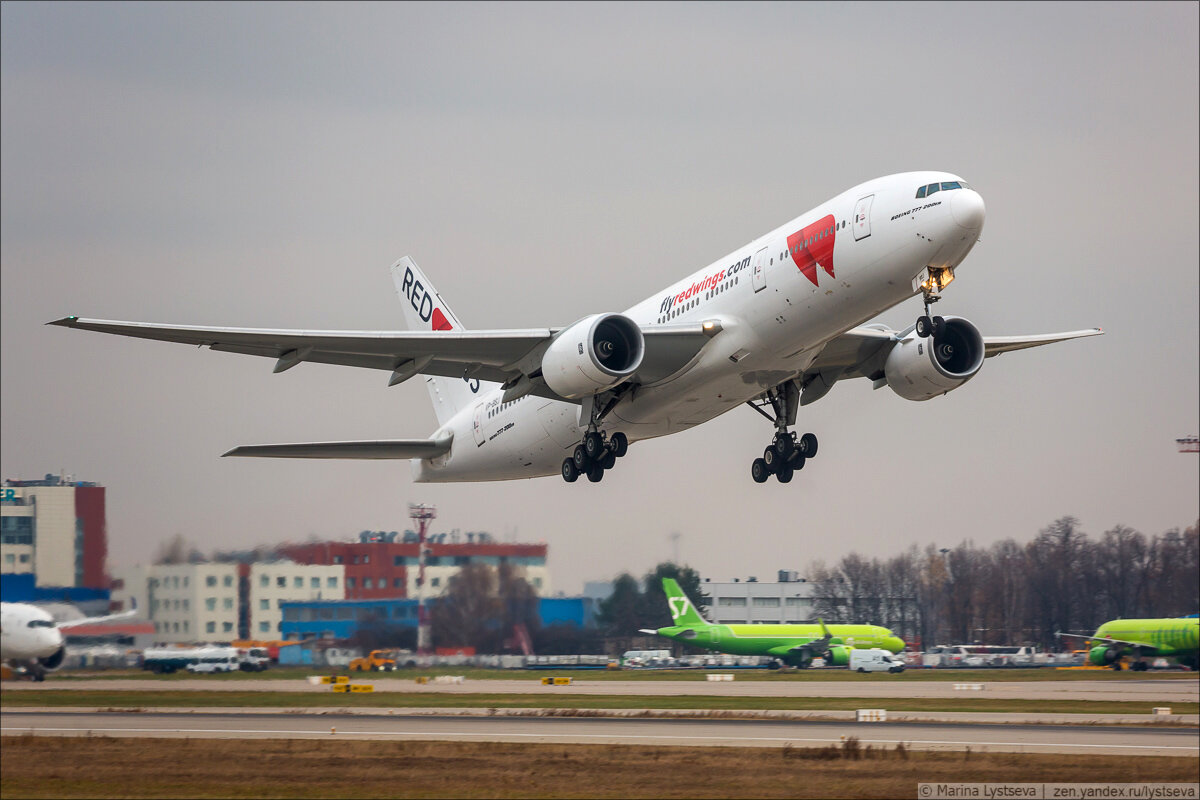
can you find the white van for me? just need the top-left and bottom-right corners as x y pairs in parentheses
(850, 648), (905, 673)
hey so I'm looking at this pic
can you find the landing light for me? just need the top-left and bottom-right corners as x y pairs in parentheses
(702, 319), (723, 336)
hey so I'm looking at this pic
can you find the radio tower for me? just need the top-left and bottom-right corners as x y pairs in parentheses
(409, 503), (437, 654)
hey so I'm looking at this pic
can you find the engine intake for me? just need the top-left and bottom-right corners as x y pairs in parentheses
(541, 314), (644, 400)
(885, 316), (985, 401)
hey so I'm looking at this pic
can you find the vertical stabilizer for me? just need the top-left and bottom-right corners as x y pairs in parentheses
(390, 256), (495, 426)
(661, 578), (709, 626)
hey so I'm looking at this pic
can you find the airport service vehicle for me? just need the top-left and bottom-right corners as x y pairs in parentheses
(1057, 617), (1199, 671)
(349, 649), (398, 671)
(1, 601), (135, 681)
(185, 647), (240, 673)
(239, 647), (270, 672)
(850, 648), (905, 673)
(50, 172), (1101, 485)
(640, 578), (904, 669)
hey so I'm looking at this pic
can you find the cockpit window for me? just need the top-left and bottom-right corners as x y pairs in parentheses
(27, 619), (55, 628)
(915, 181), (970, 198)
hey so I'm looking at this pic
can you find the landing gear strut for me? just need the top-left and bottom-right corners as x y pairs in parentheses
(915, 270), (949, 340)
(748, 381), (818, 484)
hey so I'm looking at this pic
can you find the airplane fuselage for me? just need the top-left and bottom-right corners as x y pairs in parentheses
(415, 171), (984, 482)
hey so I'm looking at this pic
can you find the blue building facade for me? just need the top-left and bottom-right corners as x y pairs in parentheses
(280, 596), (594, 641)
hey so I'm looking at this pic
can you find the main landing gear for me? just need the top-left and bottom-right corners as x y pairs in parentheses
(747, 381), (819, 484)
(561, 430), (628, 484)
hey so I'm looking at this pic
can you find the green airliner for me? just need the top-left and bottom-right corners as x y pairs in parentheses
(1058, 617), (1199, 671)
(640, 578), (905, 668)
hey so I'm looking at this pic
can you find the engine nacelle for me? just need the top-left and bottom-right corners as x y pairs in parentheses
(885, 316), (985, 401)
(825, 645), (853, 666)
(40, 646), (66, 670)
(541, 314), (644, 400)
(1089, 645), (1119, 666)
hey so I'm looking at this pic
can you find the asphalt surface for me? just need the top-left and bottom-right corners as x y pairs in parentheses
(8, 677), (1199, 703)
(3, 709), (1197, 756)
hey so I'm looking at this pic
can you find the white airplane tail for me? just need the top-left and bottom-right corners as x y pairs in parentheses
(390, 256), (494, 426)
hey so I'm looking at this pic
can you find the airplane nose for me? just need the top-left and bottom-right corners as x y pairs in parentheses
(951, 189), (986, 231)
(884, 636), (905, 653)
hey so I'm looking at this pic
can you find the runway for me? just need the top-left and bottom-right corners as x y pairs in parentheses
(3, 709), (1196, 756)
(8, 677), (1198, 703)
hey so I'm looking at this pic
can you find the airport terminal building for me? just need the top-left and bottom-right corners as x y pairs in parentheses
(1, 474), (108, 597)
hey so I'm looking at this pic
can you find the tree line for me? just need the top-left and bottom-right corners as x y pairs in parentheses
(806, 517), (1198, 649)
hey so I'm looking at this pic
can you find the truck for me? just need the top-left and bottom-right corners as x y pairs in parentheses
(348, 649), (398, 672)
(142, 645), (269, 674)
(142, 646), (204, 674)
(850, 648), (906, 673)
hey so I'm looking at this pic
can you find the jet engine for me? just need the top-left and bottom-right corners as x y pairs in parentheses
(541, 313), (644, 400)
(885, 316), (985, 401)
(40, 646), (66, 670)
(824, 645), (853, 666)
(1089, 645), (1119, 667)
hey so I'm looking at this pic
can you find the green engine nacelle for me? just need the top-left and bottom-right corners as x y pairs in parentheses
(1089, 645), (1117, 666)
(825, 645), (852, 666)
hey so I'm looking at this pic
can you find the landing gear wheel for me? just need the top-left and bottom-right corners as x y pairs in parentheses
(763, 447), (778, 469)
(573, 445), (589, 472)
(915, 315), (932, 338)
(931, 315), (945, 339)
(586, 465), (605, 483)
(751, 458), (771, 483)
(561, 458), (579, 483)
(601, 452), (616, 470)
(610, 432), (629, 458)
(584, 431), (605, 460)
(775, 464), (794, 483)
(798, 432), (818, 458)
(774, 434), (795, 459)
(788, 451), (806, 470)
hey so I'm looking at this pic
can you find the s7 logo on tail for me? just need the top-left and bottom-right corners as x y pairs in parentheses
(669, 596), (691, 620)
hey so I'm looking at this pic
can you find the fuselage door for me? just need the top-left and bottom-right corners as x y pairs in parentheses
(853, 195), (874, 241)
(472, 402), (486, 446)
(752, 247), (768, 293)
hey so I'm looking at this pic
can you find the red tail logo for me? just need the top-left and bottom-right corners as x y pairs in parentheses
(787, 214), (837, 287)
(431, 308), (453, 331)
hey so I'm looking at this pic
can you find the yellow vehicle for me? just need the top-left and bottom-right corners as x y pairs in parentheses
(348, 650), (398, 672)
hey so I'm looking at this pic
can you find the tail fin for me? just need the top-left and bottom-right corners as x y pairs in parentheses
(661, 578), (708, 626)
(390, 256), (496, 426)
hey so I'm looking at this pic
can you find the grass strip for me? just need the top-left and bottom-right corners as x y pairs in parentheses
(4, 690), (1196, 715)
(2, 735), (1197, 799)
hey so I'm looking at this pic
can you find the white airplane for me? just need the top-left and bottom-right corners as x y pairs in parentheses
(50, 171), (1100, 484)
(0, 601), (135, 681)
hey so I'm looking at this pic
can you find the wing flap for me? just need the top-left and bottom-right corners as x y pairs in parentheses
(222, 438), (452, 460)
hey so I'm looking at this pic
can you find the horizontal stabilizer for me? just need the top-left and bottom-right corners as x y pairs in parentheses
(638, 628), (660, 635)
(222, 437), (451, 460)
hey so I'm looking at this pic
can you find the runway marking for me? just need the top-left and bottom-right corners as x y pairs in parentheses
(10, 727), (1198, 753)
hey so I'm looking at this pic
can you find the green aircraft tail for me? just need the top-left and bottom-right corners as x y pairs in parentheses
(662, 578), (708, 626)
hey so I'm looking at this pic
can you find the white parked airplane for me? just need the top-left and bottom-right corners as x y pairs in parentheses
(51, 171), (1100, 484)
(0, 601), (135, 680)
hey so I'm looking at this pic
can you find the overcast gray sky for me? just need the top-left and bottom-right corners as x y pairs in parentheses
(3, 2), (1197, 595)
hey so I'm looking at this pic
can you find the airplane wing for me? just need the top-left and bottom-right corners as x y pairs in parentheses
(796, 325), (1103, 405)
(46, 317), (712, 401)
(223, 437), (452, 460)
(57, 609), (138, 629)
(1055, 631), (1158, 649)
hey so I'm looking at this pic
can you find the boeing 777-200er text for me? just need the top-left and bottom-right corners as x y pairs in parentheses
(51, 172), (1101, 484)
